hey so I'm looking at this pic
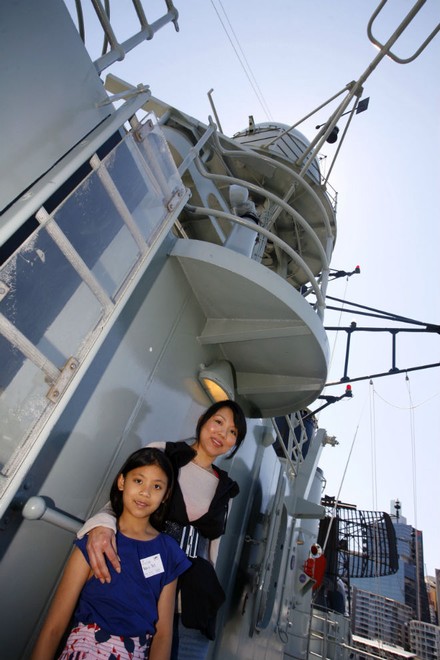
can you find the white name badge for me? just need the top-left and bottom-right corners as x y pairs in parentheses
(140, 553), (165, 578)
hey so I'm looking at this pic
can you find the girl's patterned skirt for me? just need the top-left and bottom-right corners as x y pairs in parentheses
(58, 622), (152, 659)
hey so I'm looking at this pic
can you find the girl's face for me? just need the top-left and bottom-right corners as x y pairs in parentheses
(197, 406), (238, 460)
(117, 463), (169, 518)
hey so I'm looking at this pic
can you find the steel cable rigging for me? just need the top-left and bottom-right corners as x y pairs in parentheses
(210, 0), (273, 121)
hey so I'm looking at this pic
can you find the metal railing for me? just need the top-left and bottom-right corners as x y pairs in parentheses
(70, 0), (180, 73)
(168, 120), (335, 314)
(184, 205), (327, 317)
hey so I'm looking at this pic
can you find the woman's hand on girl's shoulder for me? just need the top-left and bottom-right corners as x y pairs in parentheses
(86, 527), (120, 583)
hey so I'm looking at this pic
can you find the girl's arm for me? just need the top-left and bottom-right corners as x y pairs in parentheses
(31, 547), (91, 660)
(148, 579), (178, 660)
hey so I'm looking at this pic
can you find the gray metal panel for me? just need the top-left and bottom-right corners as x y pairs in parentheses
(0, 0), (110, 215)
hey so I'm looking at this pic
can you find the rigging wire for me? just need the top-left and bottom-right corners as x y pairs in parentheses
(367, 379), (399, 626)
(326, 277), (350, 375)
(316, 275), (352, 417)
(320, 389), (369, 556)
(406, 374), (418, 534)
(325, 295), (439, 329)
(373, 387), (439, 410)
(369, 374), (421, 607)
(406, 373), (422, 618)
(210, 0), (273, 121)
(369, 380), (378, 513)
(316, 276), (359, 564)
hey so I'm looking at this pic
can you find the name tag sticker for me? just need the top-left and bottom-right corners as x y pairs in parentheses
(140, 553), (165, 578)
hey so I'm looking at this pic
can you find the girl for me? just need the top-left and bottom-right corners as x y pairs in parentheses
(78, 400), (247, 660)
(31, 448), (191, 660)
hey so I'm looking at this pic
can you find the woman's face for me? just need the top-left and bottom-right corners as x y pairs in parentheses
(197, 406), (238, 460)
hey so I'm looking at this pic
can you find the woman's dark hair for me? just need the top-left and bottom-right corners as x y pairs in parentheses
(110, 447), (174, 530)
(195, 399), (247, 459)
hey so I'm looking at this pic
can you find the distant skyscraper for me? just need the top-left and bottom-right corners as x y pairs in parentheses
(351, 500), (430, 622)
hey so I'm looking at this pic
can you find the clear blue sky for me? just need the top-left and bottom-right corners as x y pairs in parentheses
(66, 0), (440, 575)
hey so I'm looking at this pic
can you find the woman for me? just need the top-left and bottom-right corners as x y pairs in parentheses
(78, 400), (247, 659)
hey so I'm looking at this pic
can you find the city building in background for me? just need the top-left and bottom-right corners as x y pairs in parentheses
(351, 587), (413, 647)
(427, 574), (439, 625)
(351, 634), (416, 660)
(351, 500), (430, 622)
(408, 621), (440, 660)
(348, 500), (439, 659)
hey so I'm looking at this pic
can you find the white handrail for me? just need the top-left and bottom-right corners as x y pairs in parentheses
(368, 0), (440, 64)
(212, 130), (334, 238)
(86, 0), (180, 73)
(185, 204), (327, 318)
(195, 162), (329, 266)
(193, 160), (331, 277)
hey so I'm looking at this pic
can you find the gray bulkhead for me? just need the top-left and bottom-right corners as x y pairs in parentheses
(0, 0), (110, 225)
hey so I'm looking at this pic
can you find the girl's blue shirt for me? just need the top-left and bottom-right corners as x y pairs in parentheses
(74, 530), (191, 637)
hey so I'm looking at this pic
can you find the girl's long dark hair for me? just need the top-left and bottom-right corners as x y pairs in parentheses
(110, 447), (174, 531)
(195, 399), (247, 459)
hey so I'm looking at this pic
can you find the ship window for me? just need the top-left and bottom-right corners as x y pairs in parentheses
(0, 226), (103, 370)
(0, 352), (48, 473)
(106, 136), (169, 248)
(54, 165), (140, 300)
(0, 131), (123, 268)
(0, 114), (186, 512)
